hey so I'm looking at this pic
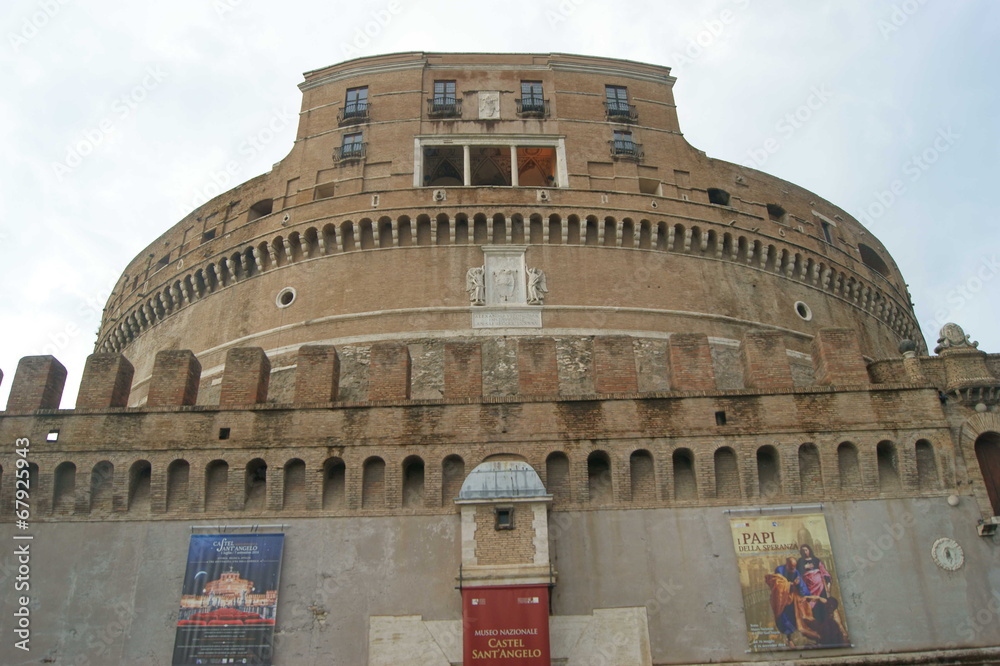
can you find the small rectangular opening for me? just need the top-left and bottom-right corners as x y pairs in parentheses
(494, 506), (514, 530)
(715, 411), (727, 426)
(218, 427), (231, 440)
(46, 430), (59, 442)
(201, 228), (216, 244)
(154, 254), (170, 271)
(639, 178), (662, 196)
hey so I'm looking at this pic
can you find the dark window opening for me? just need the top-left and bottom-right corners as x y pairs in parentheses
(518, 81), (547, 117)
(708, 188), (731, 206)
(858, 243), (890, 277)
(611, 130), (642, 159)
(766, 203), (786, 222)
(820, 220), (834, 244)
(429, 80), (460, 117)
(422, 146), (463, 186)
(218, 427), (230, 440)
(605, 85), (636, 121)
(495, 506), (514, 530)
(340, 86), (369, 124)
(154, 254), (170, 271)
(201, 228), (216, 244)
(338, 132), (365, 161)
(471, 146), (512, 186)
(715, 411), (727, 426)
(248, 199), (273, 221)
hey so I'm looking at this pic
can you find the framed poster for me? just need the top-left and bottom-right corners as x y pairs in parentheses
(730, 514), (850, 652)
(462, 585), (551, 665)
(172, 534), (285, 666)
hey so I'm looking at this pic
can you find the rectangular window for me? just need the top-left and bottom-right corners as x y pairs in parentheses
(821, 220), (834, 244)
(340, 132), (364, 159)
(519, 80), (546, 116)
(434, 80), (456, 104)
(343, 86), (369, 121)
(429, 80), (459, 117)
(612, 130), (636, 155)
(494, 506), (514, 530)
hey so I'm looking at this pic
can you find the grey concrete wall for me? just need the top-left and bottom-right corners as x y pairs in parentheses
(1, 498), (997, 665)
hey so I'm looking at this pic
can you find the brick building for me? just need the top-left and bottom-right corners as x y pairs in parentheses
(1, 52), (999, 665)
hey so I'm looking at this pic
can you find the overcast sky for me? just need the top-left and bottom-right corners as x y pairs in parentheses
(1, 0), (997, 408)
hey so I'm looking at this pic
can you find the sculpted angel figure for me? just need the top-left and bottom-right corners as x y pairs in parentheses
(466, 266), (485, 305)
(526, 267), (548, 305)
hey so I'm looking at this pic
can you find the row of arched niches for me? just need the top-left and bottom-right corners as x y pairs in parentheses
(99, 212), (920, 353)
(3, 436), (948, 519)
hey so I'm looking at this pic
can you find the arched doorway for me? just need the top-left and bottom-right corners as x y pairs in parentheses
(974, 432), (1000, 515)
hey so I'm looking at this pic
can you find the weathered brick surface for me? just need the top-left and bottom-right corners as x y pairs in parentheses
(147, 350), (201, 407)
(741, 330), (794, 390)
(474, 505), (535, 565)
(369, 343), (411, 400)
(220, 347), (271, 406)
(444, 342), (482, 399)
(5, 356), (67, 412)
(813, 328), (870, 386)
(294, 345), (340, 403)
(518, 337), (558, 395)
(667, 334), (716, 391)
(77, 353), (135, 409)
(593, 336), (638, 393)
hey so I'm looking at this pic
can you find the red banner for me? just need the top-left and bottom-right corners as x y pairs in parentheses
(462, 585), (551, 665)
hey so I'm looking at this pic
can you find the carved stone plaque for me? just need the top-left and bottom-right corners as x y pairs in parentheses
(479, 91), (500, 120)
(472, 246), (542, 329)
(472, 308), (542, 329)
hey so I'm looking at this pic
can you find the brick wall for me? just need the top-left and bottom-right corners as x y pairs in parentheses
(294, 345), (340, 403)
(473, 505), (536, 566)
(220, 347), (271, 406)
(667, 334), (716, 391)
(6, 356), (67, 411)
(147, 351), (201, 407)
(518, 338), (558, 395)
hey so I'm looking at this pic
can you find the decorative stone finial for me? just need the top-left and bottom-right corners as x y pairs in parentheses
(934, 323), (978, 354)
(898, 339), (917, 359)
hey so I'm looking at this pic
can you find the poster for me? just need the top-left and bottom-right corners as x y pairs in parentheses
(462, 585), (551, 665)
(172, 534), (285, 666)
(730, 514), (850, 652)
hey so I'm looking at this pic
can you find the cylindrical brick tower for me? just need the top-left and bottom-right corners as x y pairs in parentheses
(96, 52), (921, 405)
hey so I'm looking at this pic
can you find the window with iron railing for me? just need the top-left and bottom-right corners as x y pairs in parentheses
(337, 132), (366, 161)
(517, 81), (548, 117)
(605, 84), (638, 122)
(610, 130), (642, 160)
(339, 86), (370, 124)
(429, 80), (460, 118)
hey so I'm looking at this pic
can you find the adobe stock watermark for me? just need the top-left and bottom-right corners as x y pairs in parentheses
(339, 1), (404, 59)
(8, 0), (72, 52)
(668, 0), (752, 73)
(743, 84), (833, 170)
(51, 65), (168, 181)
(924, 254), (1000, 336)
(175, 107), (296, 217)
(855, 126), (959, 228)
(30, 277), (118, 358)
(878, 0), (929, 40)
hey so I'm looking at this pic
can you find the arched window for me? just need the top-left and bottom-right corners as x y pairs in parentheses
(546, 452), (570, 503)
(166, 459), (189, 512)
(442, 455), (464, 505)
(205, 460), (229, 511)
(838, 443), (861, 493)
(283, 459), (306, 510)
(915, 440), (938, 491)
(798, 443), (822, 494)
(877, 441), (901, 491)
(714, 447), (739, 499)
(975, 433), (1000, 515)
(757, 446), (780, 497)
(90, 461), (114, 512)
(362, 457), (386, 509)
(245, 459), (267, 511)
(128, 460), (152, 513)
(673, 449), (697, 500)
(53, 462), (76, 513)
(402, 456), (425, 508)
(323, 458), (346, 509)
(629, 450), (655, 501)
(587, 451), (612, 504)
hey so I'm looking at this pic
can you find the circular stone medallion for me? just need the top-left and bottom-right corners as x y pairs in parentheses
(930, 537), (964, 571)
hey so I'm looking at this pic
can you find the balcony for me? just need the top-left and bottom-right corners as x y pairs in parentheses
(516, 98), (550, 118)
(609, 139), (643, 161)
(335, 142), (367, 163)
(427, 97), (462, 119)
(338, 102), (370, 125)
(604, 101), (638, 123)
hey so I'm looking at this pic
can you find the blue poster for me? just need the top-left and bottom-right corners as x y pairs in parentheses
(172, 534), (285, 666)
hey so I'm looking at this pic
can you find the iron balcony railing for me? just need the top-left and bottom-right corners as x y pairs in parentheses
(427, 97), (462, 118)
(516, 98), (550, 118)
(335, 142), (367, 162)
(609, 139), (643, 160)
(338, 102), (370, 125)
(604, 101), (638, 122)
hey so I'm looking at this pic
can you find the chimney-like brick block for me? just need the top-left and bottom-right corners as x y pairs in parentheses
(593, 336), (638, 393)
(741, 330), (794, 390)
(667, 333), (717, 391)
(444, 342), (482, 399)
(147, 350), (201, 407)
(220, 347), (271, 406)
(294, 345), (340, 403)
(518, 337), (559, 396)
(369, 343), (411, 401)
(76, 353), (135, 409)
(812, 328), (870, 386)
(5, 356), (68, 411)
